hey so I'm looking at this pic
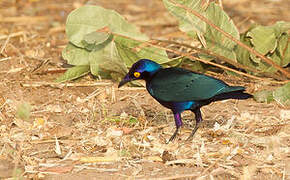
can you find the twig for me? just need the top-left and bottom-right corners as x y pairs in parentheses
(0, 57), (12, 62)
(31, 59), (51, 73)
(0, 31), (25, 40)
(167, 0), (290, 78)
(0, 32), (11, 55)
(138, 173), (199, 180)
(21, 81), (112, 88)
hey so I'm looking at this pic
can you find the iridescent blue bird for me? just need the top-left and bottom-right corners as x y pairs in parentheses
(118, 59), (252, 142)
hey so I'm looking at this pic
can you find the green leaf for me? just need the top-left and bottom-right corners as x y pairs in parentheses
(202, 2), (239, 61)
(235, 33), (257, 72)
(66, 5), (148, 48)
(254, 83), (290, 106)
(247, 25), (277, 55)
(277, 33), (290, 67)
(82, 31), (113, 51)
(273, 82), (290, 106)
(88, 50), (103, 75)
(163, 0), (206, 38)
(181, 58), (207, 73)
(271, 21), (290, 38)
(89, 40), (128, 76)
(55, 65), (90, 83)
(253, 90), (273, 103)
(252, 51), (281, 73)
(129, 117), (138, 124)
(115, 37), (141, 66)
(60, 5), (158, 82)
(163, 57), (184, 67)
(83, 31), (111, 46)
(62, 43), (90, 65)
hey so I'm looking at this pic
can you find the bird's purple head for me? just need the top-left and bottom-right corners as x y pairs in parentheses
(118, 59), (162, 88)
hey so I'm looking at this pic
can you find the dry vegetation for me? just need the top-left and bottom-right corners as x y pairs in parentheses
(0, 0), (289, 179)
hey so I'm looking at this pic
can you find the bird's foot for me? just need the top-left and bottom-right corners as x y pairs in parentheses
(185, 134), (194, 141)
(166, 128), (179, 144)
(185, 125), (200, 141)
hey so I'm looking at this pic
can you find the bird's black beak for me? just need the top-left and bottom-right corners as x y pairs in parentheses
(118, 74), (131, 88)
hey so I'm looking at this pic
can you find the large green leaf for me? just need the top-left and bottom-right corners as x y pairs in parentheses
(62, 43), (90, 65)
(235, 33), (257, 72)
(253, 90), (273, 103)
(163, 0), (206, 38)
(89, 41), (128, 76)
(244, 22), (290, 73)
(247, 25), (277, 55)
(62, 41), (124, 75)
(277, 33), (290, 67)
(273, 82), (290, 106)
(114, 37), (140, 66)
(62, 5), (160, 81)
(249, 51), (281, 73)
(253, 83), (290, 106)
(271, 21), (290, 38)
(66, 5), (148, 48)
(202, 2), (239, 61)
(82, 31), (113, 51)
(55, 65), (90, 83)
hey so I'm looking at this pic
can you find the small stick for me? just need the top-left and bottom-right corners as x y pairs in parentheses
(0, 57), (12, 62)
(0, 31), (25, 40)
(0, 33), (11, 55)
(21, 82), (113, 88)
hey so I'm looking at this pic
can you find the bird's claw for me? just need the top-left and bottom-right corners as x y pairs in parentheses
(166, 128), (180, 144)
(185, 124), (200, 141)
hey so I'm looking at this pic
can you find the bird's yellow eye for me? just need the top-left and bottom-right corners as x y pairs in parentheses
(134, 72), (141, 78)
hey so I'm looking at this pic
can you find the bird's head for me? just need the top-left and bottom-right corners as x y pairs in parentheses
(118, 59), (162, 88)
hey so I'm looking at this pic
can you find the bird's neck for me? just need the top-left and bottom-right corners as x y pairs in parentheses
(142, 62), (161, 80)
(143, 68), (161, 83)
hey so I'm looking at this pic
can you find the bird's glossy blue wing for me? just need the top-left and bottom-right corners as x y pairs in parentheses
(147, 68), (245, 102)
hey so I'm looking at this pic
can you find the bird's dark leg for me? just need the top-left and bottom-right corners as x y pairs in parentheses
(187, 108), (203, 141)
(167, 112), (182, 143)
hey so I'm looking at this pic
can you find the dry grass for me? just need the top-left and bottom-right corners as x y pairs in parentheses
(0, 0), (289, 179)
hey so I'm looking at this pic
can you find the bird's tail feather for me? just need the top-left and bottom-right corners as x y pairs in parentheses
(212, 90), (252, 102)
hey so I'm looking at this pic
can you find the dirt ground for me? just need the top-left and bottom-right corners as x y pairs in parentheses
(0, 0), (289, 179)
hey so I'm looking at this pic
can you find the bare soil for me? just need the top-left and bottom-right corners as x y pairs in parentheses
(0, 0), (289, 179)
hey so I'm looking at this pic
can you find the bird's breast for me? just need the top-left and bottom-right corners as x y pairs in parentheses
(157, 100), (195, 112)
